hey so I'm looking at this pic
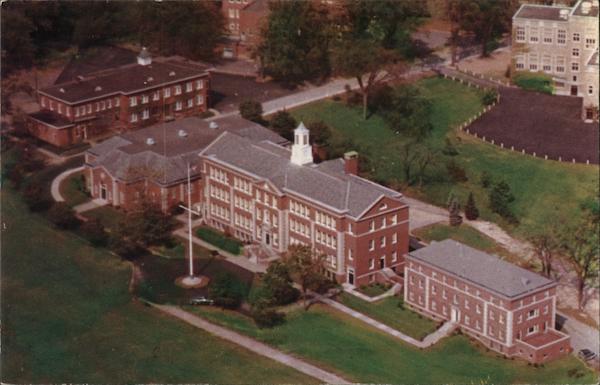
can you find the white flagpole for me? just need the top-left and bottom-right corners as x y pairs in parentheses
(187, 162), (194, 277)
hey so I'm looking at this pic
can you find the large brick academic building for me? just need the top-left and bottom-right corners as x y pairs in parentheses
(85, 117), (409, 286)
(27, 48), (211, 148)
(405, 240), (571, 363)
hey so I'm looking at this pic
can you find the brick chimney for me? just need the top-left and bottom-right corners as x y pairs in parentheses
(344, 151), (359, 175)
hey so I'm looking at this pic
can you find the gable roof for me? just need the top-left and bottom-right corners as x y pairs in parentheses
(409, 239), (555, 299)
(41, 59), (211, 105)
(86, 115), (287, 185)
(200, 132), (404, 218)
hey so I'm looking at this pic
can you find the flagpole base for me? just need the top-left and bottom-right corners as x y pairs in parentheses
(176, 275), (210, 289)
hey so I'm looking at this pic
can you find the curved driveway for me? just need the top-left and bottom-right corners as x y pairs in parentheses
(50, 166), (85, 202)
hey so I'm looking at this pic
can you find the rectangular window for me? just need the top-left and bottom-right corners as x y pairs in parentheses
(129, 96), (137, 107)
(573, 48), (580, 57)
(186, 82), (193, 92)
(527, 325), (539, 335)
(392, 251), (397, 262)
(542, 55), (552, 72)
(164, 87), (171, 98)
(87, 104), (92, 113)
(369, 240), (375, 251)
(543, 28), (553, 44)
(380, 236), (386, 247)
(585, 38), (596, 49)
(573, 32), (580, 42)
(392, 233), (397, 244)
(369, 220), (375, 232)
(142, 109), (149, 120)
(515, 55), (525, 70)
(557, 29), (566, 45)
(141, 95), (149, 104)
(588, 85), (594, 95)
(130, 113), (138, 123)
(369, 259), (375, 270)
(175, 85), (182, 95)
(196, 95), (204, 106)
(527, 308), (539, 319)
(153, 91), (160, 101)
(556, 56), (565, 73)
(196, 79), (204, 89)
(529, 53), (538, 71)
(572, 62), (579, 72)
(515, 26), (525, 42)
(175, 101), (182, 111)
(187, 98), (193, 108)
(529, 26), (539, 43)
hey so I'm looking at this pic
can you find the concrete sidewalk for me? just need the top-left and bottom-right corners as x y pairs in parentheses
(50, 166), (85, 202)
(151, 303), (349, 384)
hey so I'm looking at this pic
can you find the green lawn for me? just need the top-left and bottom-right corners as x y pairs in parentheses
(82, 205), (126, 231)
(188, 304), (595, 384)
(196, 226), (243, 255)
(59, 171), (90, 207)
(414, 223), (521, 264)
(336, 293), (438, 340)
(356, 282), (391, 297)
(292, 77), (599, 239)
(0, 187), (316, 384)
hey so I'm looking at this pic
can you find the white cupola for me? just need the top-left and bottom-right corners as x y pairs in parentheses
(137, 47), (152, 66)
(290, 122), (313, 165)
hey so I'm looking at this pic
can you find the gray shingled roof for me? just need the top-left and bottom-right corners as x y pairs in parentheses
(409, 239), (555, 298)
(87, 115), (287, 185)
(41, 59), (211, 104)
(514, 5), (571, 21)
(200, 132), (404, 218)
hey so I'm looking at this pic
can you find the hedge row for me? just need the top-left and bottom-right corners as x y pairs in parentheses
(196, 227), (243, 255)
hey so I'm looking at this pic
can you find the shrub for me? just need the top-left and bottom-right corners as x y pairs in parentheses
(110, 236), (144, 261)
(196, 227), (243, 255)
(48, 202), (81, 229)
(198, 110), (215, 119)
(239, 99), (263, 123)
(482, 89), (498, 106)
(464, 192), (479, 221)
(22, 183), (52, 212)
(442, 138), (459, 156)
(261, 261), (300, 306)
(513, 72), (553, 94)
(251, 304), (286, 328)
(80, 218), (108, 247)
(446, 160), (468, 182)
(480, 171), (492, 188)
(307, 120), (331, 146)
(489, 180), (517, 222)
(169, 201), (185, 216)
(269, 110), (296, 141)
(209, 272), (248, 309)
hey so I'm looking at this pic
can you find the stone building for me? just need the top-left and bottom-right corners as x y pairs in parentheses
(512, 0), (599, 121)
(405, 240), (571, 364)
(27, 48), (212, 148)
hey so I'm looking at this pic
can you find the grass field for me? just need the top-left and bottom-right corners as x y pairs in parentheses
(292, 77), (599, 239)
(59, 171), (90, 207)
(414, 223), (520, 264)
(189, 304), (595, 384)
(82, 205), (126, 231)
(336, 293), (438, 340)
(0, 187), (316, 384)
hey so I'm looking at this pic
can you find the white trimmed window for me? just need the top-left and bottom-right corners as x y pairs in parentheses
(129, 96), (137, 107)
(369, 239), (375, 251)
(153, 91), (160, 101)
(573, 48), (580, 57)
(115, 97), (120, 107)
(142, 109), (149, 120)
(175, 85), (182, 95)
(542, 55), (552, 72)
(196, 79), (204, 89)
(557, 29), (566, 45)
(369, 259), (375, 270)
(175, 101), (182, 111)
(543, 28), (553, 44)
(187, 98), (193, 108)
(196, 95), (204, 105)
(527, 325), (539, 335)
(130, 113), (138, 122)
(588, 85), (594, 95)
(556, 56), (565, 73)
(572, 62), (579, 72)
(573, 32), (580, 42)
(186, 82), (193, 92)
(515, 26), (525, 42)
(142, 94), (149, 104)
(515, 55), (525, 70)
(164, 87), (171, 98)
(529, 26), (539, 43)
(585, 38), (596, 49)
(392, 251), (397, 262)
(529, 53), (538, 71)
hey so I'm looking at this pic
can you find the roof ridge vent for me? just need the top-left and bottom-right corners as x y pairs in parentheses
(559, 9), (569, 19)
(146, 137), (156, 145)
(95, 85), (102, 92)
(521, 277), (531, 286)
(59, 88), (65, 93)
(178, 129), (188, 137)
(147, 76), (154, 82)
(76, 75), (84, 82)
(209, 121), (219, 130)
(169, 71), (176, 77)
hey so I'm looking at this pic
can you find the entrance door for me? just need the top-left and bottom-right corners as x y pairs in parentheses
(571, 85), (578, 96)
(100, 184), (107, 200)
(451, 307), (459, 322)
(348, 269), (355, 285)
(265, 233), (271, 245)
(380, 257), (385, 269)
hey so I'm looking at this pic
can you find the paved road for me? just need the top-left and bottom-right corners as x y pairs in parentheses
(50, 166), (85, 202)
(559, 311), (600, 359)
(150, 303), (349, 384)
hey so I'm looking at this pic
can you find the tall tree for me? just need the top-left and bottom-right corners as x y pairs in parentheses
(256, 1), (331, 84)
(1, 5), (36, 74)
(560, 202), (599, 310)
(283, 245), (327, 309)
(446, 0), (517, 57)
(118, 199), (173, 247)
(382, 85), (433, 141)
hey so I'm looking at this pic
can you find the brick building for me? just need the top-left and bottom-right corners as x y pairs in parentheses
(405, 240), (571, 363)
(27, 48), (212, 148)
(86, 119), (409, 285)
(220, 0), (269, 58)
(512, 0), (599, 121)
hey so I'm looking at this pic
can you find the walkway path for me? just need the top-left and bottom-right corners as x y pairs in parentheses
(73, 198), (108, 214)
(172, 228), (267, 273)
(150, 303), (349, 384)
(50, 166), (85, 202)
(316, 294), (456, 348)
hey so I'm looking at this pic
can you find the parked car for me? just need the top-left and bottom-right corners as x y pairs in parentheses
(578, 349), (597, 361)
(189, 296), (214, 306)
